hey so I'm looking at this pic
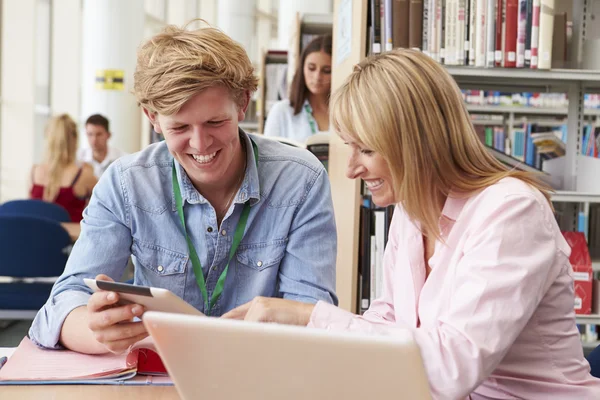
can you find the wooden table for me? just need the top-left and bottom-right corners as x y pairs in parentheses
(60, 222), (81, 242)
(0, 385), (180, 399)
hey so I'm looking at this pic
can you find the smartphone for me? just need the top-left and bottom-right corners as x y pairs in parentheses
(83, 278), (204, 316)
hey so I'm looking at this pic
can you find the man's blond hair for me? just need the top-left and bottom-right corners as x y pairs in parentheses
(134, 21), (258, 115)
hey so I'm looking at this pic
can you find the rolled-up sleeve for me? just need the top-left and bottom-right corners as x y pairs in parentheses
(309, 193), (558, 399)
(29, 161), (134, 349)
(279, 167), (338, 306)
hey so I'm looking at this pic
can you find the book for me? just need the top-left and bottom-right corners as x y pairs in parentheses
(0, 337), (172, 385)
(536, 0), (555, 69)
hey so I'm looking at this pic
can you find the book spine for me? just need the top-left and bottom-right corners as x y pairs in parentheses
(524, 0), (533, 67)
(464, 0), (471, 64)
(440, 0), (446, 63)
(516, 0), (528, 67)
(372, 0), (382, 53)
(504, 0), (518, 67)
(486, 0), (496, 67)
(392, 0), (410, 48)
(494, 0), (504, 66)
(423, 0), (429, 55)
(468, 0), (477, 65)
(537, 0), (554, 69)
(456, 0), (466, 64)
(381, 0), (387, 52)
(475, 0), (486, 67)
(444, 0), (455, 64)
(530, 0), (540, 68)
(409, 0), (424, 49)
(385, 0), (394, 50)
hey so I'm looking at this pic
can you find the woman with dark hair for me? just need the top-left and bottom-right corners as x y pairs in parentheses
(264, 34), (332, 143)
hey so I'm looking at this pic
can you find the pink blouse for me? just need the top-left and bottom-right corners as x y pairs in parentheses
(309, 178), (600, 399)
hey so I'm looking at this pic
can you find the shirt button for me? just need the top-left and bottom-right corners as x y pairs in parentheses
(157, 265), (164, 272)
(207, 227), (213, 233)
(221, 230), (226, 236)
(257, 261), (263, 267)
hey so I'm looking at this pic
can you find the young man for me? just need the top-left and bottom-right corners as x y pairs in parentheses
(29, 24), (338, 354)
(77, 114), (126, 178)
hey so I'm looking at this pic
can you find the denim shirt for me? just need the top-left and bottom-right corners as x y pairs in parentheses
(29, 131), (338, 349)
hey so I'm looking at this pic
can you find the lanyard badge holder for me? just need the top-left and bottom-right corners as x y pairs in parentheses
(172, 139), (259, 315)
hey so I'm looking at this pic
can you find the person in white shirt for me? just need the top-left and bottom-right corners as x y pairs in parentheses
(77, 114), (127, 178)
(264, 35), (331, 144)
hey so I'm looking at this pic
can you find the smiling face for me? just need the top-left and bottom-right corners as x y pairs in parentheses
(303, 50), (332, 96)
(340, 132), (396, 207)
(146, 86), (247, 192)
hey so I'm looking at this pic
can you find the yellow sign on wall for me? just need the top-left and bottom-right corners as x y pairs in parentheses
(95, 69), (124, 90)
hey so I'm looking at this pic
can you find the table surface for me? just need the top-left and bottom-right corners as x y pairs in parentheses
(0, 347), (180, 399)
(0, 385), (181, 399)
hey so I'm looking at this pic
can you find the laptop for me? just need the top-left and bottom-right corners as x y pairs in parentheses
(143, 311), (432, 400)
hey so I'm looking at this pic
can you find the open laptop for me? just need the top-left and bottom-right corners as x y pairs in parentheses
(143, 311), (432, 400)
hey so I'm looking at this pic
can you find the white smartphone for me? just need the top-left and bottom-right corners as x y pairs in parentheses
(83, 278), (204, 317)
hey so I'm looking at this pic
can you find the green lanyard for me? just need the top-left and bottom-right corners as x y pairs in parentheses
(304, 103), (318, 134)
(172, 140), (258, 314)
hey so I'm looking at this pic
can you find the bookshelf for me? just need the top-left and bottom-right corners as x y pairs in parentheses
(330, 0), (600, 313)
(467, 104), (600, 117)
(257, 50), (288, 133)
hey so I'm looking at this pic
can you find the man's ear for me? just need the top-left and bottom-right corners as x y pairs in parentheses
(237, 91), (251, 122)
(143, 108), (162, 133)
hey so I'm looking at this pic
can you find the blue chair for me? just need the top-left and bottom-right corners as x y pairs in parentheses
(0, 199), (70, 223)
(588, 345), (600, 378)
(0, 215), (71, 320)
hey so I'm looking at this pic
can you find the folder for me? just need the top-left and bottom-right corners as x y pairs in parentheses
(0, 337), (172, 386)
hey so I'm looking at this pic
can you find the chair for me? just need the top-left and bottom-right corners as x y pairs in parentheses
(588, 345), (600, 378)
(0, 215), (71, 320)
(0, 199), (71, 222)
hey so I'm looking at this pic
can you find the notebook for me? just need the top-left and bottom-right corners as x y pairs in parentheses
(0, 336), (172, 386)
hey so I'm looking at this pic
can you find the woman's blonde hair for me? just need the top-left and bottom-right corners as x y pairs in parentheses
(133, 21), (259, 116)
(330, 49), (552, 239)
(43, 114), (78, 201)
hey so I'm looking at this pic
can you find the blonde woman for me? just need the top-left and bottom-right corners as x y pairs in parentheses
(30, 114), (97, 222)
(225, 49), (600, 399)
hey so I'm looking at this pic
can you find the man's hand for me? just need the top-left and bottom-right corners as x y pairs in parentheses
(222, 297), (315, 326)
(86, 274), (148, 354)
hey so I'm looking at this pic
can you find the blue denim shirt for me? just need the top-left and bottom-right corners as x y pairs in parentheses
(29, 131), (338, 349)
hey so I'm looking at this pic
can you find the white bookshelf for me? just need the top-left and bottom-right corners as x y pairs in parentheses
(466, 105), (600, 117)
(446, 66), (600, 92)
(577, 314), (600, 326)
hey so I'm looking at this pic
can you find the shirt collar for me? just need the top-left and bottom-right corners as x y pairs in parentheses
(440, 191), (469, 222)
(172, 129), (261, 210)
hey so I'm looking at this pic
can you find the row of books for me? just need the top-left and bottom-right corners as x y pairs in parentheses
(475, 121), (599, 169)
(463, 91), (600, 110)
(368, 0), (564, 69)
(357, 195), (394, 313)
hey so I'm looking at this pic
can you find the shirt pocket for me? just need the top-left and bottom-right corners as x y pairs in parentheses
(131, 240), (189, 298)
(235, 239), (287, 271)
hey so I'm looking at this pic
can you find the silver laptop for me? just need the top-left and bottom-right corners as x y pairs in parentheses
(143, 311), (432, 400)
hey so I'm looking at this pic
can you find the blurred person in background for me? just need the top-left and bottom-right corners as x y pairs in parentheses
(77, 114), (126, 178)
(264, 34), (332, 143)
(30, 114), (97, 222)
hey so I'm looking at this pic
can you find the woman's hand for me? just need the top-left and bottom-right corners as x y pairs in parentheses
(222, 297), (315, 326)
(86, 274), (147, 354)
